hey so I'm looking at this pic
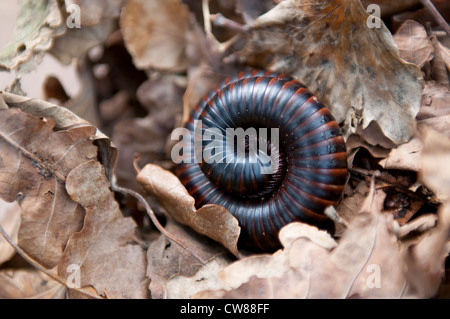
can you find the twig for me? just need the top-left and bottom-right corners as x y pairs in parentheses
(202, 0), (216, 42)
(111, 184), (194, 254)
(210, 13), (249, 33)
(0, 223), (103, 299)
(420, 0), (450, 36)
(201, 0), (247, 53)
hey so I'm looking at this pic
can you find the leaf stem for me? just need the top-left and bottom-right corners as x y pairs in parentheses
(111, 184), (193, 253)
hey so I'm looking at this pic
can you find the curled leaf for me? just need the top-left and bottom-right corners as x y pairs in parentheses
(0, 0), (65, 76)
(136, 164), (241, 257)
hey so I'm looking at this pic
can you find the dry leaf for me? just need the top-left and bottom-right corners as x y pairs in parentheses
(50, 19), (116, 65)
(431, 36), (450, 84)
(240, 0), (424, 145)
(1, 92), (117, 180)
(379, 137), (423, 171)
(0, 107), (96, 268)
(0, 200), (21, 265)
(147, 219), (232, 299)
(165, 253), (234, 299)
(195, 180), (449, 298)
(120, 0), (190, 71)
(399, 124), (450, 298)
(280, 222), (338, 250)
(112, 114), (175, 188)
(419, 127), (450, 203)
(60, 62), (101, 127)
(0, 269), (65, 299)
(335, 181), (370, 226)
(402, 204), (450, 297)
(137, 164), (241, 257)
(48, 0), (120, 65)
(417, 81), (450, 120)
(59, 160), (148, 299)
(393, 20), (434, 68)
(0, 94), (144, 298)
(68, 0), (123, 27)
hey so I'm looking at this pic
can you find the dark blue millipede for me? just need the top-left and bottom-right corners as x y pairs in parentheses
(174, 70), (348, 251)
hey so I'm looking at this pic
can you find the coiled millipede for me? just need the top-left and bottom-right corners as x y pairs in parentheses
(174, 70), (348, 250)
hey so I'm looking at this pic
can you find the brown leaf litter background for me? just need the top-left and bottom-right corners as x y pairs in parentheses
(0, 0), (449, 299)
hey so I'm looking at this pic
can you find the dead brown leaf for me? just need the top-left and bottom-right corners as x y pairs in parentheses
(0, 269), (65, 299)
(431, 36), (450, 84)
(419, 127), (450, 203)
(239, 0), (424, 145)
(166, 253), (233, 299)
(0, 200), (21, 265)
(379, 137), (423, 171)
(0, 0), (65, 76)
(112, 114), (175, 189)
(59, 160), (148, 299)
(418, 81), (450, 120)
(194, 178), (449, 298)
(0, 107), (96, 268)
(69, 0), (123, 27)
(137, 164), (241, 258)
(50, 19), (116, 66)
(120, 0), (190, 71)
(0, 93), (145, 299)
(1, 91), (118, 180)
(393, 20), (434, 68)
(147, 219), (232, 299)
(402, 204), (450, 297)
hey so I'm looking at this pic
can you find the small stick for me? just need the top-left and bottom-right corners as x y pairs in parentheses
(111, 183), (206, 262)
(420, 0), (450, 36)
(202, 0), (216, 42)
(210, 13), (250, 33)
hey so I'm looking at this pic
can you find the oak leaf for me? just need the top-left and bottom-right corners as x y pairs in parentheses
(239, 0), (424, 145)
(0, 107), (96, 267)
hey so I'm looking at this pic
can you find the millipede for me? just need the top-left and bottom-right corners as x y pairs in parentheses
(175, 70), (348, 251)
